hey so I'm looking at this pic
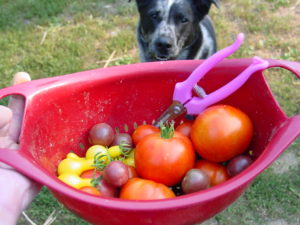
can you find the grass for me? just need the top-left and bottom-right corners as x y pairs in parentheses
(0, 0), (137, 88)
(213, 144), (300, 225)
(0, 0), (299, 224)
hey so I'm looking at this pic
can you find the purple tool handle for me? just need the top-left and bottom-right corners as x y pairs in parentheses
(184, 57), (269, 114)
(173, 33), (245, 103)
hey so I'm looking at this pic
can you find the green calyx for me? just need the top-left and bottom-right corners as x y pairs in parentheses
(160, 121), (175, 139)
(119, 142), (132, 157)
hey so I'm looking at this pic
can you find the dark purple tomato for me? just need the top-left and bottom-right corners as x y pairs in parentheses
(181, 169), (210, 194)
(103, 161), (129, 187)
(227, 155), (253, 177)
(112, 133), (133, 148)
(88, 123), (114, 146)
(97, 179), (118, 197)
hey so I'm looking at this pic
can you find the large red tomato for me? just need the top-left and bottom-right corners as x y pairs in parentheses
(132, 124), (159, 145)
(120, 178), (175, 200)
(194, 160), (229, 186)
(191, 105), (253, 162)
(135, 128), (195, 186)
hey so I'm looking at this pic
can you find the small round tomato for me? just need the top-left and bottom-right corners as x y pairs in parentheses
(88, 123), (115, 146)
(194, 160), (229, 186)
(227, 155), (253, 177)
(120, 178), (175, 200)
(85, 145), (109, 162)
(127, 166), (138, 179)
(96, 179), (119, 198)
(123, 155), (135, 167)
(191, 105), (253, 162)
(181, 169), (210, 194)
(112, 133), (133, 148)
(80, 169), (102, 179)
(79, 186), (101, 196)
(102, 161), (129, 187)
(135, 125), (195, 186)
(132, 124), (159, 145)
(175, 121), (193, 137)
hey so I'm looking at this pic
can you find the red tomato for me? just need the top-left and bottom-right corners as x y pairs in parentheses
(132, 124), (159, 145)
(79, 186), (101, 196)
(127, 166), (138, 179)
(135, 130), (195, 186)
(191, 105), (253, 162)
(80, 169), (102, 179)
(120, 178), (175, 200)
(175, 121), (193, 137)
(194, 160), (229, 186)
(96, 179), (118, 198)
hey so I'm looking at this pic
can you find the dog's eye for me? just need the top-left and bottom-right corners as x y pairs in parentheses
(180, 17), (189, 23)
(176, 14), (189, 24)
(150, 12), (159, 20)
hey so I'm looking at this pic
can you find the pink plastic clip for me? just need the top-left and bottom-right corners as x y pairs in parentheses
(173, 33), (269, 115)
(184, 56), (269, 114)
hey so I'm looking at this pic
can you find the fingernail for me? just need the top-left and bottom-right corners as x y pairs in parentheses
(12, 72), (31, 85)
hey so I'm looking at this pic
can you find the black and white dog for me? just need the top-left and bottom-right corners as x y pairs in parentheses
(131, 0), (219, 62)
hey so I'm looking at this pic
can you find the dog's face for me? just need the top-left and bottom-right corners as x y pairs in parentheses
(135, 0), (218, 61)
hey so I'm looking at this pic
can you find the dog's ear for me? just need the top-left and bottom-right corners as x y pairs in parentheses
(193, 0), (220, 16)
(134, 0), (152, 10)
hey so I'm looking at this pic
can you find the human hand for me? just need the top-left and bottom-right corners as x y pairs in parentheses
(0, 72), (41, 225)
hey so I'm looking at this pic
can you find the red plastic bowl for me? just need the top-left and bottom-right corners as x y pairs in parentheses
(0, 59), (299, 225)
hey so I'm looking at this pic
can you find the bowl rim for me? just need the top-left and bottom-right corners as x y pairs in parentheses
(1, 58), (296, 211)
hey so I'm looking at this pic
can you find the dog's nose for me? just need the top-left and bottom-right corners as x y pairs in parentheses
(155, 37), (172, 50)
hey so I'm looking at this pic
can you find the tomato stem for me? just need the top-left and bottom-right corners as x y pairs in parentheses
(119, 142), (133, 157)
(91, 152), (111, 188)
(160, 121), (175, 139)
(91, 170), (102, 188)
(93, 153), (110, 171)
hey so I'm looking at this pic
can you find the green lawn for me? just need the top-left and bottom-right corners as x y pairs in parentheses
(0, 0), (299, 224)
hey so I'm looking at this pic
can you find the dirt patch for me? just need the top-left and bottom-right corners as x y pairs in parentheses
(267, 219), (289, 225)
(200, 218), (219, 225)
(270, 151), (299, 174)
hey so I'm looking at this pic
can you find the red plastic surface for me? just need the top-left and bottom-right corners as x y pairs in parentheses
(0, 58), (299, 225)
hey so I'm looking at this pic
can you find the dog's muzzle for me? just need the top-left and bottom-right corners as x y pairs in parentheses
(153, 36), (177, 60)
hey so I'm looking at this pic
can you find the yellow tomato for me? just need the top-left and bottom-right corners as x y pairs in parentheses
(108, 145), (123, 158)
(85, 145), (109, 163)
(57, 153), (94, 176)
(58, 173), (92, 189)
(123, 157), (135, 167)
(123, 149), (135, 167)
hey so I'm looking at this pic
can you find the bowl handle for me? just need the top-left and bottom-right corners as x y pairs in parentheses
(0, 84), (27, 100)
(263, 59), (300, 154)
(0, 148), (66, 192)
(266, 115), (300, 158)
(0, 75), (63, 100)
(0, 78), (64, 189)
(265, 59), (300, 78)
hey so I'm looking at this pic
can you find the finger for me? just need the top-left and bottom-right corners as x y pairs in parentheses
(11, 72), (31, 86)
(8, 72), (31, 143)
(0, 106), (12, 130)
